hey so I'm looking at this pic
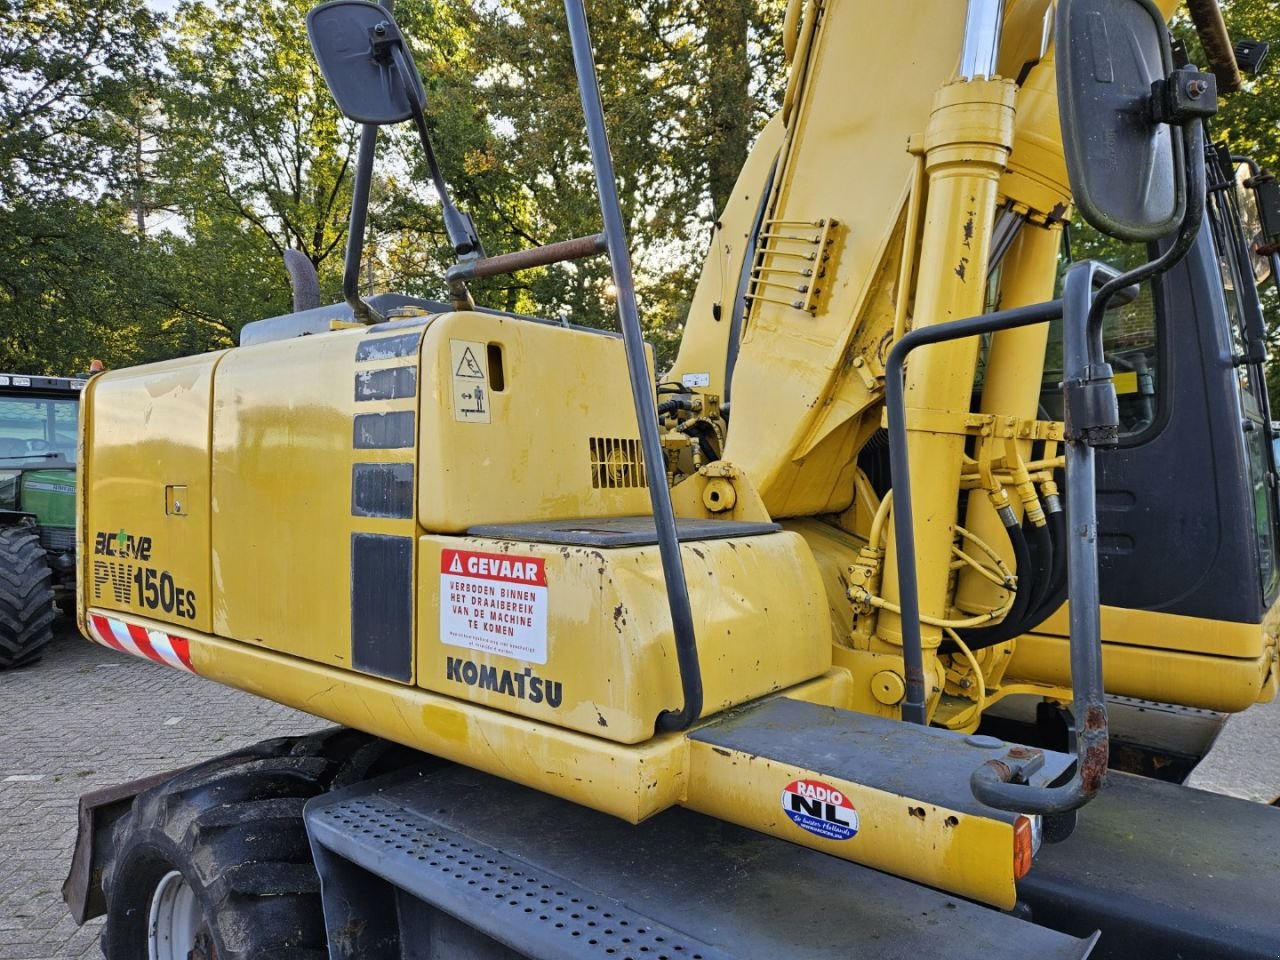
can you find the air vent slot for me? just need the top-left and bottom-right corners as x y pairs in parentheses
(589, 437), (647, 489)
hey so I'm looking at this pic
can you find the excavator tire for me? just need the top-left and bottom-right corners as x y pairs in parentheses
(100, 728), (414, 960)
(0, 526), (55, 669)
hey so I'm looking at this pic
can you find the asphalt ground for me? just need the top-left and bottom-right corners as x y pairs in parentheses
(1, 617), (1277, 959)
(1187, 686), (1280, 803)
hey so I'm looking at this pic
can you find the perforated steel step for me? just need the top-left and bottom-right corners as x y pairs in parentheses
(307, 791), (729, 960)
(305, 764), (1098, 960)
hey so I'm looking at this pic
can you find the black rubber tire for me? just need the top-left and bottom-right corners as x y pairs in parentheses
(0, 526), (55, 669)
(100, 728), (411, 960)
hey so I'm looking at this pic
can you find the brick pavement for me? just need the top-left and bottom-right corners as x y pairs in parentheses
(0, 618), (321, 960)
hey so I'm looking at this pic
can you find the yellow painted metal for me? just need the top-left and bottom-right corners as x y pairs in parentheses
(684, 731), (1020, 909)
(781, 518), (861, 649)
(86, 598), (1022, 908)
(1010, 628), (1276, 713)
(669, 461), (773, 524)
(876, 79), (1017, 678)
(93, 605), (689, 823)
(1003, 596), (1280, 711)
(71, 0), (1280, 923)
(79, 353), (223, 637)
(417, 531), (832, 744)
(667, 116), (783, 399)
(998, 7), (1072, 222)
(209, 325), (421, 672)
(717, 0), (969, 519)
(417, 312), (654, 532)
(955, 224), (1063, 615)
(1037, 601), (1273, 660)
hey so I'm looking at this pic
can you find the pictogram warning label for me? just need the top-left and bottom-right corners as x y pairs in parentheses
(781, 778), (859, 841)
(441, 548), (548, 663)
(450, 339), (491, 424)
(455, 346), (484, 378)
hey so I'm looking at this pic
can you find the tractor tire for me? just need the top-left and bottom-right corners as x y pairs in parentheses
(100, 728), (413, 960)
(0, 526), (55, 669)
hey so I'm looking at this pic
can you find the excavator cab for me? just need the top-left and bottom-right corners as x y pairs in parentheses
(1004, 143), (1280, 720)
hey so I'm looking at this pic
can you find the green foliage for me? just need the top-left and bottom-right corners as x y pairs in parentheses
(1176, 1), (1280, 173)
(0, 0), (164, 374)
(370, 0), (784, 363)
(0, 0), (160, 202)
(0, 198), (158, 372)
(156, 0), (358, 333)
(0, 0), (1276, 385)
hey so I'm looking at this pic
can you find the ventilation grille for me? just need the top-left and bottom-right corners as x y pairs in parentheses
(589, 437), (647, 490)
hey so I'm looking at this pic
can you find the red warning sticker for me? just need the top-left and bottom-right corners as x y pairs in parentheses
(440, 549), (548, 664)
(781, 778), (859, 841)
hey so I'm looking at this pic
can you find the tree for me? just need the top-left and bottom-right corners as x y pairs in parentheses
(377, 0), (785, 366)
(0, 0), (160, 202)
(153, 0), (361, 344)
(0, 0), (167, 374)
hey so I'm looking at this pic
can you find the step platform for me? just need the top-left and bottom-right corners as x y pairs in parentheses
(1020, 770), (1280, 960)
(685, 696), (1075, 907)
(305, 763), (1097, 960)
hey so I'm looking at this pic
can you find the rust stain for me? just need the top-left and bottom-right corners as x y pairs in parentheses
(1080, 704), (1110, 794)
(983, 758), (1012, 783)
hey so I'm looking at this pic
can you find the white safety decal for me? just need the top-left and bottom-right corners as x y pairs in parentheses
(450, 339), (491, 424)
(440, 548), (548, 664)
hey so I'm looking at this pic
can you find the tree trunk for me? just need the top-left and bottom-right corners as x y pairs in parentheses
(702, 0), (754, 216)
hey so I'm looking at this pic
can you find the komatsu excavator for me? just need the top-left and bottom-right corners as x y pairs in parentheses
(62, 0), (1280, 957)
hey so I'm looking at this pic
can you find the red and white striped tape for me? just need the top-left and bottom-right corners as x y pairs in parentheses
(87, 613), (196, 674)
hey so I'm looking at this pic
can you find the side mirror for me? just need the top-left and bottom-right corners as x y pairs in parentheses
(1056, 0), (1184, 242)
(307, 1), (426, 125)
(1255, 176), (1280, 247)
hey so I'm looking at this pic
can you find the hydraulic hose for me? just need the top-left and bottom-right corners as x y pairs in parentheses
(1028, 504), (1066, 623)
(1028, 514), (1055, 615)
(657, 397), (696, 416)
(995, 513), (1034, 635)
(946, 511), (1037, 654)
(947, 501), (1064, 653)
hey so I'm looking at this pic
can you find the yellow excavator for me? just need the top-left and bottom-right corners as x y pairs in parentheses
(62, 0), (1280, 957)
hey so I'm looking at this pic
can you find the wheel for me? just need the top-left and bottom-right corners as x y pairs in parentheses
(101, 729), (412, 960)
(0, 526), (55, 669)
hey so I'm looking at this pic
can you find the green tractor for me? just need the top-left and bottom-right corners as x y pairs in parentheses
(0, 373), (83, 668)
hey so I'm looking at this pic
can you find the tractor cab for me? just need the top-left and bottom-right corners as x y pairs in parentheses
(0, 372), (85, 668)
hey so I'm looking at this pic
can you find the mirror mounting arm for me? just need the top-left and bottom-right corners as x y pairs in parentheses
(342, 123), (383, 325)
(1150, 66), (1218, 126)
(389, 45), (485, 302)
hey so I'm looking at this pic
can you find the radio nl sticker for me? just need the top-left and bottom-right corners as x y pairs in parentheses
(781, 779), (859, 841)
(441, 548), (548, 664)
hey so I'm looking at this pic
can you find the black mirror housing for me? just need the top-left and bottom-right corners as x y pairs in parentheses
(307, 1), (426, 125)
(1056, 0), (1185, 242)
